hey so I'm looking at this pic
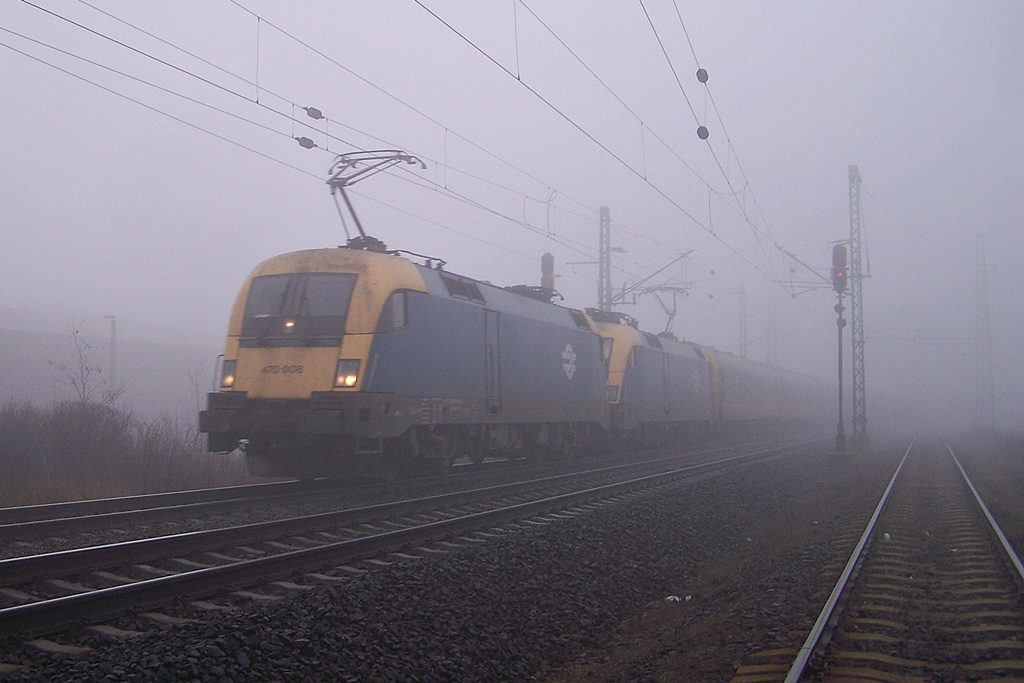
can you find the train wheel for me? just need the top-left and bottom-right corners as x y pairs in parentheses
(373, 453), (402, 482)
(418, 426), (456, 476)
(467, 427), (486, 465)
(378, 432), (416, 481)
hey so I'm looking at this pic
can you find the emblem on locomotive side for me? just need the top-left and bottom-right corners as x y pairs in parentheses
(562, 343), (577, 381)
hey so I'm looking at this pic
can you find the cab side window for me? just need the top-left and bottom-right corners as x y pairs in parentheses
(376, 291), (407, 333)
(601, 337), (614, 374)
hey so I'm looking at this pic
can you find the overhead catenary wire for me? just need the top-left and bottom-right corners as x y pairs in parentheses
(194, 0), (675, 284)
(6, 1), (620, 276)
(669, 0), (801, 283)
(0, 38), (317, 181)
(45, 0), (589, 232)
(413, 0), (780, 287)
(518, 0), (796, 284)
(862, 186), (969, 266)
(225, 0), (601, 221)
(0, 30), (569, 275)
(639, 0), (776, 276)
(515, 0), (788, 284)
(0, 24), (345, 149)
(412, 1), (708, 230)
(516, 1), (715, 192)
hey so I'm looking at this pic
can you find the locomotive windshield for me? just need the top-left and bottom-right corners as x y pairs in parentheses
(240, 273), (357, 347)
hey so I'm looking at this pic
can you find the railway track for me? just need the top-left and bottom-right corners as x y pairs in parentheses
(733, 439), (1024, 682)
(0, 436), (790, 557)
(0, 439), (809, 647)
(0, 452), (570, 533)
(0, 457), (544, 548)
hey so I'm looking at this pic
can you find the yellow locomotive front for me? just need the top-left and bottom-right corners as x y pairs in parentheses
(199, 248), (426, 475)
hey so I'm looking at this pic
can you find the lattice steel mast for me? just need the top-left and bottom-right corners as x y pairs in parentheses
(598, 207), (612, 311)
(848, 166), (868, 446)
(975, 233), (995, 430)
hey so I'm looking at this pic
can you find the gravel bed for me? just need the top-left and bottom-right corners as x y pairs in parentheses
(953, 431), (1024, 557)
(1, 445), (899, 681)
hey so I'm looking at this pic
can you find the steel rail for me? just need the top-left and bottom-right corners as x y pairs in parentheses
(0, 461), (583, 543)
(0, 455), (537, 533)
(0, 480), (306, 526)
(783, 439), (913, 683)
(945, 438), (1024, 586)
(0, 441), (803, 639)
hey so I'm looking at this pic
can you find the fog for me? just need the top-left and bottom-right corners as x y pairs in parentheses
(1, 1), (1021, 435)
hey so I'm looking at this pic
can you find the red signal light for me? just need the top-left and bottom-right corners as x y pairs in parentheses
(831, 244), (848, 293)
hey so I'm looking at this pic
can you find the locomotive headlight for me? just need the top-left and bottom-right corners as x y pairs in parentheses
(335, 359), (360, 388)
(220, 359), (237, 389)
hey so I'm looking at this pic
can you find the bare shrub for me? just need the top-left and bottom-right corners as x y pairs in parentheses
(47, 316), (122, 406)
(0, 401), (253, 507)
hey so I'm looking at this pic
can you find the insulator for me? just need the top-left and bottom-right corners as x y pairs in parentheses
(697, 125), (709, 140)
(295, 136), (316, 149)
(303, 106), (324, 120)
(696, 68), (708, 83)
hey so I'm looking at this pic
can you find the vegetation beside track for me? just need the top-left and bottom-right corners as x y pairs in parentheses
(0, 401), (252, 507)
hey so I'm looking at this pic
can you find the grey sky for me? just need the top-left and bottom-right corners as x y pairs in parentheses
(1, 1), (1021, 432)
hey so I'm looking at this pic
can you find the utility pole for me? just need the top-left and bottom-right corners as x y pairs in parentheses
(598, 207), (612, 311)
(739, 287), (748, 358)
(727, 286), (749, 358)
(975, 234), (995, 430)
(848, 166), (868, 448)
(832, 244), (849, 453)
(104, 315), (116, 398)
(766, 294), (778, 367)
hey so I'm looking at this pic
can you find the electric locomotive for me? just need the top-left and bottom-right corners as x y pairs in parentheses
(587, 310), (714, 445)
(199, 244), (609, 478)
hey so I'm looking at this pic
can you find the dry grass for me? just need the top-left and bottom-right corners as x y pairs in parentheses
(0, 400), (254, 507)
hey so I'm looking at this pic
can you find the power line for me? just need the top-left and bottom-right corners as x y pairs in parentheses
(0, 24), (320, 147)
(516, 0), (714, 191)
(0, 32), (569, 271)
(226, 0), (601, 218)
(516, 0), (785, 282)
(413, 0), (779, 286)
(413, 0), (708, 233)
(219, 1), (783, 295)
(8, 1), (615, 269)
(219, 0), (682, 278)
(0, 38), (318, 180)
(640, 0), (776, 274)
(62, 0), (575, 217)
(220, 0), (738, 288)
(670, 1), (810, 286)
